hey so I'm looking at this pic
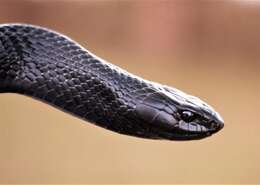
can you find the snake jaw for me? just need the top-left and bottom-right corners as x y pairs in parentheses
(177, 118), (223, 135)
(135, 102), (224, 140)
(155, 119), (224, 141)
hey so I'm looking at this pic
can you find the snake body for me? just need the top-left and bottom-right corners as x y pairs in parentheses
(0, 24), (224, 140)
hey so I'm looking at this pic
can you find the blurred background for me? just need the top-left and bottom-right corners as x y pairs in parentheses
(0, 0), (259, 183)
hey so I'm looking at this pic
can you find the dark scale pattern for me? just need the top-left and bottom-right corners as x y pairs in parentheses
(0, 24), (161, 139)
(0, 24), (224, 140)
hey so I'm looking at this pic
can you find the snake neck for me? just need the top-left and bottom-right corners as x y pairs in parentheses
(0, 24), (160, 138)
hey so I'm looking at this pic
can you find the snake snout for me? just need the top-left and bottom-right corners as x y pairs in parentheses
(191, 113), (224, 137)
(210, 113), (224, 133)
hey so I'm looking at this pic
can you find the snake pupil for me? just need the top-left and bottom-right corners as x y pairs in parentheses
(181, 111), (195, 122)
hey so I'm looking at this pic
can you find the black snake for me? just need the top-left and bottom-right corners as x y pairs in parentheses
(0, 24), (224, 141)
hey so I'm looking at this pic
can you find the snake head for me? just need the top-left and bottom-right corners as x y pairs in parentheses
(135, 85), (224, 140)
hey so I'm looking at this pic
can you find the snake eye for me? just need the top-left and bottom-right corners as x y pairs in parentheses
(181, 111), (196, 122)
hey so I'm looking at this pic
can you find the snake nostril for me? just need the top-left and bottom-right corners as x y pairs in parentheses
(218, 121), (224, 130)
(209, 120), (224, 133)
(210, 121), (216, 129)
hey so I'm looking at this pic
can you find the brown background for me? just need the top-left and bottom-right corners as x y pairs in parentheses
(0, 0), (259, 184)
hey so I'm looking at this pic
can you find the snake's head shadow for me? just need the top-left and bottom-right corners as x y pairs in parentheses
(135, 86), (224, 141)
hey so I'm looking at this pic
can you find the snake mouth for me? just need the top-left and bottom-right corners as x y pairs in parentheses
(154, 119), (224, 141)
(178, 119), (224, 134)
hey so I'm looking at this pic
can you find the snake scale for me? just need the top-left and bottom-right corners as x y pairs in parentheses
(0, 24), (224, 140)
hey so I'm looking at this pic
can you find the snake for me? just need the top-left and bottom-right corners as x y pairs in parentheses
(0, 24), (224, 141)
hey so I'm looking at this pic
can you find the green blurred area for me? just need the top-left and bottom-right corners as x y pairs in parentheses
(0, 0), (259, 184)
